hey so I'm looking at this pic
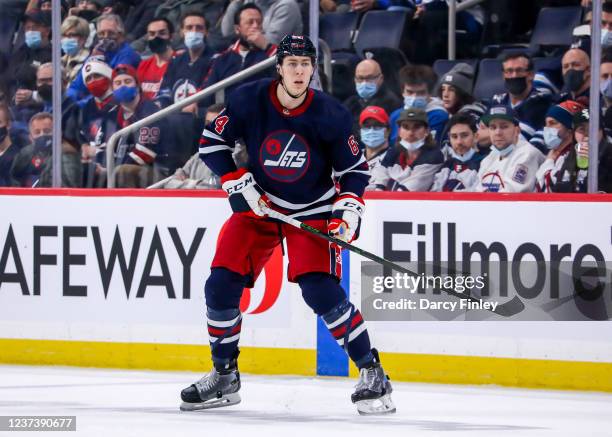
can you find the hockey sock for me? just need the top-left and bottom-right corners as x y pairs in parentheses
(298, 273), (374, 367)
(204, 268), (248, 367)
(207, 307), (242, 369)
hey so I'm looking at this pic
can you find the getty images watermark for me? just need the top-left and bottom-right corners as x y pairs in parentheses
(361, 261), (612, 321)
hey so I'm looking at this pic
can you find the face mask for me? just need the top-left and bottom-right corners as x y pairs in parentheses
(600, 78), (612, 99)
(34, 135), (52, 149)
(399, 138), (425, 152)
(61, 37), (80, 56)
(449, 147), (475, 162)
(360, 127), (386, 148)
(38, 84), (52, 102)
(356, 82), (378, 99)
(25, 31), (42, 49)
(404, 95), (427, 110)
(86, 76), (111, 98)
(564, 69), (585, 93)
(113, 85), (138, 103)
(77, 9), (100, 21)
(602, 29), (612, 47)
(184, 32), (204, 50)
(148, 37), (169, 54)
(0, 126), (7, 143)
(504, 77), (528, 96)
(490, 144), (515, 158)
(543, 126), (563, 150)
(96, 38), (118, 54)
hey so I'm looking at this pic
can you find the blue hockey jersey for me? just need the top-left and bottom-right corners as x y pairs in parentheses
(199, 79), (370, 219)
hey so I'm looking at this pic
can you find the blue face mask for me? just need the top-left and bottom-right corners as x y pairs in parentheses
(490, 144), (515, 157)
(184, 31), (204, 49)
(360, 127), (386, 148)
(404, 95), (427, 110)
(600, 78), (612, 99)
(449, 147), (476, 162)
(543, 126), (563, 150)
(25, 30), (42, 49)
(602, 29), (612, 47)
(61, 37), (80, 56)
(356, 82), (378, 99)
(113, 85), (138, 103)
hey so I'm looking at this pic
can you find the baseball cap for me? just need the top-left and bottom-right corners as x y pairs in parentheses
(359, 106), (389, 126)
(396, 108), (428, 126)
(112, 64), (139, 84)
(573, 107), (591, 127)
(481, 104), (519, 126)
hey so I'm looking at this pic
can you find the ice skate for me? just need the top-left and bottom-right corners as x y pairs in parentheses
(351, 349), (396, 415)
(180, 359), (241, 411)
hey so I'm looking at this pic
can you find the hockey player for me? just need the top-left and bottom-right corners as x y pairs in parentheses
(431, 113), (486, 192)
(180, 35), (395, 415)
(475, 104), (544, 192)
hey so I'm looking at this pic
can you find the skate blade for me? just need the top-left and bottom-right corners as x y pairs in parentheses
(180, 393), (241, 411)
(356, 394), (396, 416)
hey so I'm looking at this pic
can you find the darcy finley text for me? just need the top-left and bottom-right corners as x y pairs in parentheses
(372, 298), (499, 313)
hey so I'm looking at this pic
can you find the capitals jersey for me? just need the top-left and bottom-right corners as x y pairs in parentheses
(199, 79), (370, 219)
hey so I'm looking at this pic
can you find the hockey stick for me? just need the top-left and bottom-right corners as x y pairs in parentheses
(263, 207), (525, 318)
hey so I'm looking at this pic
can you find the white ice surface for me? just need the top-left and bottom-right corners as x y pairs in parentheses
(0, 365), (611, 437)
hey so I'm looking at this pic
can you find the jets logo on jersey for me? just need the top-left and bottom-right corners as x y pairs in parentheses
(480, 172), (505, 193)
(172, 79), (197, 103)
(259, 130), (310, 182)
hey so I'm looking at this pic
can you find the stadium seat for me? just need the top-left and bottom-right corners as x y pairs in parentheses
(353, 11), (409, 58)
(529, 6), (582, 51)
(433, 59), (478, 80)
(473, 58), (505, 102)
(319, 12), (360, 53)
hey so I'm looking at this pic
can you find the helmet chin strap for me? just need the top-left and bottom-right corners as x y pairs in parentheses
(279, 72), (313, 100)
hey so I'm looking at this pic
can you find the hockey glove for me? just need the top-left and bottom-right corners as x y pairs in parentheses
(328, 194), (365, 244)
(221, 168), (270, 218)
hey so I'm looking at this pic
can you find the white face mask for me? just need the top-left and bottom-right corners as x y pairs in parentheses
(449, 147), (476, 162)
(399, 138), (425, 152)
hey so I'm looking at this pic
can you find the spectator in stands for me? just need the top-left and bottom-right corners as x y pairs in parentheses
(122, 0), (164, 46)
(10, 112), (53, 187)
(137, 17), (176, 101)
(358, 106), (391, 187)
(67, 13), (141, 102)
(152, 103), (224, 189)
(9, 11), (52, 91)
(389, 64), (448, 145)
(221, 0), (302, 45)
(0, 105), (18, 187)
(77, 57), (115, 186)
(600, 49), (612, 133)
(201, 4), (277, 107)
(542, 108), (612, 193)
(491, 53), (553, 152)
(370, 108), (443, 191)
(438, 63), (485, 119)
(68, 0), (106, 48)
(34, 63), (53, 113)
(157, 11), (216, 110)
(431, 113), (485, 192)
(475, 104), (544, 193)
(344, 59), (402, 135)
(61, 16), (91, 84)
(10, 65), (42, 137)
(109, 64), (173, 188)
(535, 100), (586, 192)
(559, 48), (592, 106)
